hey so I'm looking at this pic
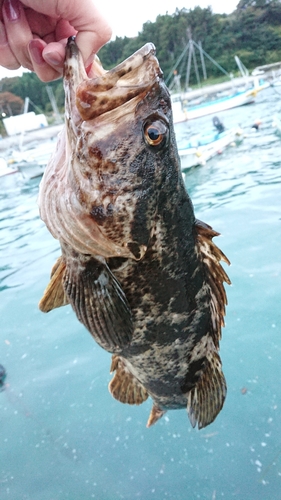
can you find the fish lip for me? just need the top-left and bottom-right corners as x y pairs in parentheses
(64, 39), (163, 122)
(66, 36), (79, 57)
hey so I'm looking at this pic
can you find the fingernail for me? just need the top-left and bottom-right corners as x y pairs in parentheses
(44, 51), (63, 67)
(4, 0), (20, 22)
(28, 40), (45, 66)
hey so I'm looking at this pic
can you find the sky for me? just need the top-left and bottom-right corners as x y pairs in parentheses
(0, 0), (238, 80)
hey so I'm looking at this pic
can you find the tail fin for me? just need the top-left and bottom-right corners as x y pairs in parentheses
(187, 350), (226, 429)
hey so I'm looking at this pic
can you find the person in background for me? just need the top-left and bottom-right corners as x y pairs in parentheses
(0, 0), (112, 81)
(213, 116), (225, 134)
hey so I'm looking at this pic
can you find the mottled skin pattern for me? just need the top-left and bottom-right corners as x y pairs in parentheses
(39, 39), (230, 429)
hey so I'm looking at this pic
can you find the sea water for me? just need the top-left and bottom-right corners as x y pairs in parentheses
(0, 86), (280, 500)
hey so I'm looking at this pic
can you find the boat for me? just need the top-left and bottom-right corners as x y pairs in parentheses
(272, 78), (281, 87)
(252, 61), (281, 87)
(16, 160), (46, 180)
(11, 139), (56, 179)
(172, 88), (258, 124)
(178, 117), (243, 171)
(0, 157), (18, 177)
(168, 40), (267, 124)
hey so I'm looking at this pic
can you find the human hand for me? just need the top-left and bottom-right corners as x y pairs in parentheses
(0, 0), (112, 81)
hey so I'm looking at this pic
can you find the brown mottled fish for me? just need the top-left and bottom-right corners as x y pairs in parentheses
(38, 37), (231, 429)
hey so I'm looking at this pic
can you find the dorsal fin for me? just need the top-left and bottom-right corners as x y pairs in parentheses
(195, 219), (231, 346)
(186, 219), (229, 429)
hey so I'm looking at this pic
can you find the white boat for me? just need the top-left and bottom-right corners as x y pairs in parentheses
(272, 79), (281, 87)
(16, 160), (46, 179)
(178, 123), (243, 171)
(172, 87), (258, 124)
(0, 157), (18, 177)
(11, 140), (56, 179)
(252, 61), (281, 87)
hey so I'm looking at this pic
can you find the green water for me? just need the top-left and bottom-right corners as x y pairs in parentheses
(1, 86), (281, 499)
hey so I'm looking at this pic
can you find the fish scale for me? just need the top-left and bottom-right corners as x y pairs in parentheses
(38, 38), (230, 430)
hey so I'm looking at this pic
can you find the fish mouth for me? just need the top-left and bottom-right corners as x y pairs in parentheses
(64, 38), (162, 122)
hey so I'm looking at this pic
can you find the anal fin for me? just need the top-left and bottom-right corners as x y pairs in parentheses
(109, 355), (148, 405)
(186, 350), (226, 429)
(39, 256), (69, 312)
(63, 255), (133, 352)
(146, 404), (166, 428)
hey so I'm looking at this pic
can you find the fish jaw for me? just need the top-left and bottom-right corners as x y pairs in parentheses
(63, 37), (162, 148)
(73, 41), (162, 121)
(63, 36), (107, 145)
(39, 39), (168, 259)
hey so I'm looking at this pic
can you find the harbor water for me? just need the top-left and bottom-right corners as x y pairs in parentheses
(0, 85), (281, 499)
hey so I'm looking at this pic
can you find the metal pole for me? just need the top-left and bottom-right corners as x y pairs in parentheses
(199, 41), (207, 80)
(186, 40), (193, 90)
(192, 41), (201, 87)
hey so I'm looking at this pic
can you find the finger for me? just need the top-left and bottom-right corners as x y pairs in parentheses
(28, 38), (63, 82)
(19, 0), (112, 65)
(42, 19), (77, 70)
(2, 0), (34, 69)
(42, 42), (65, 70)
(66, 0), (112, 66)
(0, 18), (22, 70)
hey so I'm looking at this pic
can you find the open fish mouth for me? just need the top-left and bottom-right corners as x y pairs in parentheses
(38, 38), (169, 259)
(65, 37), (163, 122)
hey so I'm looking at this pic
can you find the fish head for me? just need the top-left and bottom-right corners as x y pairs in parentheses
(39, 38), (181, 259)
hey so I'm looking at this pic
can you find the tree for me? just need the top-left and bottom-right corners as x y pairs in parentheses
(0, 91), (23, 116)
(237, 0), (280, 8)
(1, 4), (281, 97)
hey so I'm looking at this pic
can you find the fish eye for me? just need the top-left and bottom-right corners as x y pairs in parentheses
(143, 120), (168, 148)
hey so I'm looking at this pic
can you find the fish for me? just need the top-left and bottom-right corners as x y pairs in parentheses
(38, 37), (231, 430)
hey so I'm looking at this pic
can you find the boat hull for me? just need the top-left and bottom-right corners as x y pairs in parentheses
(0, 158), (18, 178)
(178, 128), (243, 171)
(17, 162), (45, 179)
(172, 90), (256, 124)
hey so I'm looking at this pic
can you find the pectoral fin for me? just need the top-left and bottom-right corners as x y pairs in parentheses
(39, 256), (69, 312)
(63, 256), (133, 352)
(109, 355), (148, 405)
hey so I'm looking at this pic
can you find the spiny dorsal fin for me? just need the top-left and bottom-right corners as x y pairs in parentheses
(187, 347), (226, 429)
(195, 219), (231, 267)
(109, 355), (148, 405)
(63, 257), (133, 352)
(39, 256), (69, 312)
(195, 219), (231, 346)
